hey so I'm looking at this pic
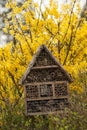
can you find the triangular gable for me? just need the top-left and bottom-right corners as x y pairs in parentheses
(19, 45), (72, 85)
(33, 49), (57, 66)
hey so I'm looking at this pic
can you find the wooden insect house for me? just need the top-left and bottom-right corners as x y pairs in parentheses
(20, 45), (72, 115)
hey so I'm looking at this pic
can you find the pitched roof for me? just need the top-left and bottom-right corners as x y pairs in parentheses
(19, 44), (72, 85)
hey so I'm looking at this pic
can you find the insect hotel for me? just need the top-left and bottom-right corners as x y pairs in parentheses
(20, 45), (72, 115)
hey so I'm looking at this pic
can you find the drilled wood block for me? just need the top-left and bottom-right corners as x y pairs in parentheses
(40, 84), (53, 97)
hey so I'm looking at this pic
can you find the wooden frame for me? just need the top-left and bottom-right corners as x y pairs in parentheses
(24, 81), (68, 98)
(24, 81), (69, 115)
(19, 45), (72, 115)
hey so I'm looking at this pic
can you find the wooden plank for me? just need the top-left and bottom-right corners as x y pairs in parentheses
(38, 85), (40, 98)
(52, 83), (55, 97)
(24, 86), (27, 115)
(25, 81), (67, 86)
(31, 65), (58, 69)
(26, 110), (64, 116)
(26, 96), (68, 101)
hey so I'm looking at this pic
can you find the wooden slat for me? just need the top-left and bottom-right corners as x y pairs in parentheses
(31, 65), (58, 69)
(26, 96), (68, 101)
(26, 110), (64, 116)
(52, 83), (55, 97)
(24, 86), (27, 115)
(25, 81), (67, 86)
